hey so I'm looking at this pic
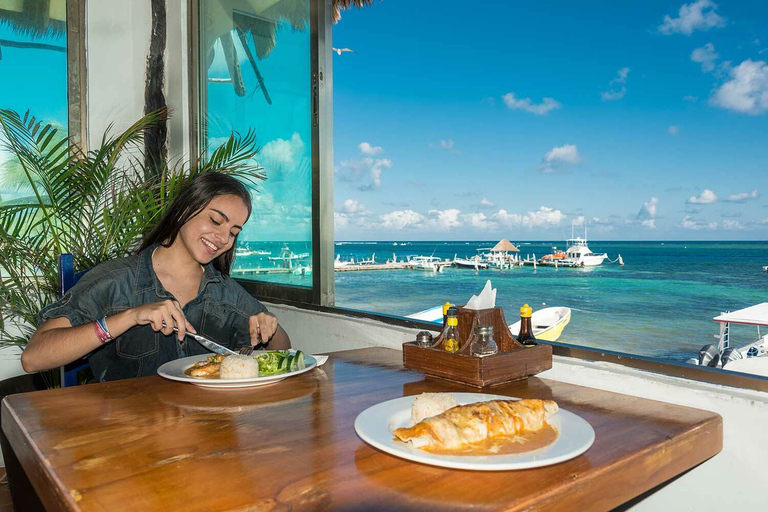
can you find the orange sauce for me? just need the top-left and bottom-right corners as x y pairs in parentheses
(420, 423), (558, 456)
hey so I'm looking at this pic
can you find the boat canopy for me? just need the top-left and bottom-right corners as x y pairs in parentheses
(713, 303), (768, 326)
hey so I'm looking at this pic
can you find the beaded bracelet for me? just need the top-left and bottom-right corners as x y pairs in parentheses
(93, 317), (113, 344)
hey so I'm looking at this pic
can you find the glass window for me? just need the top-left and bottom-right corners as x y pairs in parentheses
(199, 0), (313, 289)
(0, 0), (68, 202)
(331, 2), (768, 374)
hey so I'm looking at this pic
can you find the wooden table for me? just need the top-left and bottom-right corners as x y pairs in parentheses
(2, 348), (722, 511)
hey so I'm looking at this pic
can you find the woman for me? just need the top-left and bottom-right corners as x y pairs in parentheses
(22, 173), (290, 381)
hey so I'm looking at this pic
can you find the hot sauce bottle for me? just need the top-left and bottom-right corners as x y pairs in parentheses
(516, 304), (537, 347)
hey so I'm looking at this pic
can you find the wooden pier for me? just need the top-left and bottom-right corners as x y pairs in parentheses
(335, 262), (410, 272)
(232, 267), (292, 276)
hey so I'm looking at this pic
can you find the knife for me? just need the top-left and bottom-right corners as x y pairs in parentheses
(172, 327), (237, 356)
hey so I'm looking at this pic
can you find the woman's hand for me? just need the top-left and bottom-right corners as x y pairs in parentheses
(249, 312), (279, 346)
(132, 300), (196, 340)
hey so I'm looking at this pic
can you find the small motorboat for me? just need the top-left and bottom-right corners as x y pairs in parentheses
(686, 303), (768, 377)
(508, 307), (572, 342)
(453, 255), (489, 270)
(408, 256), (443, 272)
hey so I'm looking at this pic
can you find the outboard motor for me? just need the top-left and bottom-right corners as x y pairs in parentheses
(698, 344), (719, 366)
(721, 348), (742, 368)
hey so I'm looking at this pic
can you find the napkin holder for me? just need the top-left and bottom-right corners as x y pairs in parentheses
(402, 305), (552, 388)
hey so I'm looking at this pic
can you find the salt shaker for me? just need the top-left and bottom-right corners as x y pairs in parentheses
(470, 325), (498, 357)
(416, 331), (434, 348)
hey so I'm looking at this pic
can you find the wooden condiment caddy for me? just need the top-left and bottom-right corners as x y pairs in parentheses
(402, 305), (552, 387)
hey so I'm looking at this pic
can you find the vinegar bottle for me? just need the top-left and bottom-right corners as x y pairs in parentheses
(516, 304), (537, 347)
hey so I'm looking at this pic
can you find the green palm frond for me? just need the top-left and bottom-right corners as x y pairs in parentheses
(0, 107), (265, 349)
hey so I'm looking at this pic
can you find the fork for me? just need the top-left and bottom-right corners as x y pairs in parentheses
(238, 343), (267, 356)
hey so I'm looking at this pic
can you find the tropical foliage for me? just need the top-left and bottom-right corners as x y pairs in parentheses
(0, 107), (266, 348)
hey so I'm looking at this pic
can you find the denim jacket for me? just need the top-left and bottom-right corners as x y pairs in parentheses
(39, 245), (267, 382)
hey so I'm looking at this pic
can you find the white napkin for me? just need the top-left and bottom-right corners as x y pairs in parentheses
(464, 280), (497, 310)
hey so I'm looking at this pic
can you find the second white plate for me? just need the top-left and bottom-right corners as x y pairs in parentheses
(354, 392), (594, 471)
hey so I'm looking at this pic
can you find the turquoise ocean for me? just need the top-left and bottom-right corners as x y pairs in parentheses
(235, 241), (768, 363)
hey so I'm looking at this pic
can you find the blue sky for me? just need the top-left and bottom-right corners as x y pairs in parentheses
(332, 0), (768, 240)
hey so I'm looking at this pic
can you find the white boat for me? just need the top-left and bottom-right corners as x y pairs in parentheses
(235, 247), (256, 257)
(453, 254), (488, 270)
(408, 255), (443, 272)
(763, 265), (768, 273)
(564, 225), (607, 267)
(508, 307), (571, 342)
(254, 249), (271, 255)
(406, 305), (572, 342)
(686, 303), (768, 377)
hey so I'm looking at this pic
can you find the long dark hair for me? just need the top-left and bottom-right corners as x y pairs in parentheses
(138, 172), (252, 275)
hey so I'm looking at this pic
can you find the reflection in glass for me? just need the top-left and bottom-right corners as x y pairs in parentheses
(0, 1), (68, 203)
(199, 0), (312, 287)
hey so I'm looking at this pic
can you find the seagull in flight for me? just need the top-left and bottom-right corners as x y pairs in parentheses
(332, 47), (356, 56)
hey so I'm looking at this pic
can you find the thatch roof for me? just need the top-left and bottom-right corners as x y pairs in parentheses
(491, 239), (519, 252)
(0, 0), (66, 38)
(332, 0), (375, 23)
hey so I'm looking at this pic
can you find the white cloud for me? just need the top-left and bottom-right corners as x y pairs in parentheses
(762, 218), (768, 224)
(438, 139), (461, 155)
(492, 206), (566, 229)
(723, 189), (759, 202)
(636, 197), (659, 228)
(683, 95), (699, 102)
(338, 199), (370, 214)
(667, 125), (680, 136)
(687, 189), (718, 204)
(541, 144), (581, 173)
(680, 215), (718, 230)
(571, 215), (585, 227)
(710, 60), (768, 115)
(601, 67), (630, 101)
(722, 219), (744, 230)
(334, 212), (349, 229)
(358, 142), (383, 156)
(336, 157), (393, 191)
(501, 93), (562, 115)
(258, 132), (305, 168)
(691, 43), (719, 72)
(426, 209), (462, 230)
(479, 198), (495, 208)
(380, 209), (425, 230)
(658, 0), (726, 36)
(464, 212), (495, 230)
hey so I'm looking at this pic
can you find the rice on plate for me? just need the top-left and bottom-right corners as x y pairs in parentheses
(220, 355), (259, 379)
(411, 392), (459, 424)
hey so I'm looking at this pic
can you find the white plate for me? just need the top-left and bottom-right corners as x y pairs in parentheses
(354, 392), (595, 471)
(157, 351), (317, 389)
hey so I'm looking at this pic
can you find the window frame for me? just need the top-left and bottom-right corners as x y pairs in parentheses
(188, 0), (333, 307)
(66, 0), (87, 150)
(184, 0), (768, 393)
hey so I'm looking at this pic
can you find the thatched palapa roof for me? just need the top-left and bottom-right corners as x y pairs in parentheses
(491, 239), (519, 253)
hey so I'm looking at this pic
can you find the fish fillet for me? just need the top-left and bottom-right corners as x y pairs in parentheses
(393, 399), (558, 450)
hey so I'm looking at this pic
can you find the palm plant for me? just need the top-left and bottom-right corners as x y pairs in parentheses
(0, 107), (266, 349)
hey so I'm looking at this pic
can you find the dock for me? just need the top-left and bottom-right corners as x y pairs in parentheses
(232, 268), (292, 276)
(335, 262), (410, 272)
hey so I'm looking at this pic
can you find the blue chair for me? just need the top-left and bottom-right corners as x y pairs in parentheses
(58, 254), (91, 387)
